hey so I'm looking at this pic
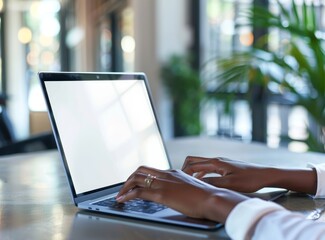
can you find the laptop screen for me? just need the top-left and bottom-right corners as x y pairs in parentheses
(44, 76), (170, 195)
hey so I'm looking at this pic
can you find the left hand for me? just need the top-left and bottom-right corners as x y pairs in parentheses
(116, 166), (248, 223)
(182, 156), (270, 192)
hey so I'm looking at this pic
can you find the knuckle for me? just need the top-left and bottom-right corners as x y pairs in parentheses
(133, 172), (144, 182)
(160, 172), (170, 179)
(185, 155), (195, 162)
(136, 165), (147, 172)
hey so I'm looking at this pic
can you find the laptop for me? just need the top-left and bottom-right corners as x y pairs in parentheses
(39, 71), (223, 230)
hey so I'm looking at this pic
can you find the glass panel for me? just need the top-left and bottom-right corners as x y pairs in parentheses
(201, 0), (324, 152)
(96, 4), (134, 72)
(120, 7), (135, 71)
(25, 1), (61, 111)
(201, 0), (253, 139)
(98, 17), (113, 71)
(204, 0), (253, 63)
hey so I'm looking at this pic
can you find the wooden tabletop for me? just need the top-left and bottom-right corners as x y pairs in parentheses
(1, 137), (325, 239)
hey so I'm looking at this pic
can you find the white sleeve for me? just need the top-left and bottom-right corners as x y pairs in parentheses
(225, 164), (325, 239)
(225, 198), (325, 240)
(307, 163), (325, 198)
(253, 209), (325, 240)
(225, 198), (284, 240)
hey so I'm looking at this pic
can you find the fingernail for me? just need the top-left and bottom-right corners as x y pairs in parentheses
(116, 195), (125, 202)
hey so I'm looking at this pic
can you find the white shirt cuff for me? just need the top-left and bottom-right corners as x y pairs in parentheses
(225, 198), (284, 240)
(307, 163), (325, 198)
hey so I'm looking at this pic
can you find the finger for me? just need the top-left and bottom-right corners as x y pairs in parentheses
(117, 172), (145, 198)
(126, 166), (162, 181)
(117, 187), (161, 203)
(117, 171), (161, 198)
(183, 160), (226, 176)
(185, 157), (234, 177)
(194, 171), (206, 179)
(117, 177), (168, 203)
(181, 156), (211, 171)
(182, 156), (226, 174)
(136, 165), (172, 180)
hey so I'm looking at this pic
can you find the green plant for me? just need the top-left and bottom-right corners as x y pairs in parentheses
(205, 0), (325, 152)
(161, 55), (204, 136)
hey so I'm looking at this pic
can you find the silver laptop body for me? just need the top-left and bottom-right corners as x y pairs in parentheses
(39, 71), (222, 230)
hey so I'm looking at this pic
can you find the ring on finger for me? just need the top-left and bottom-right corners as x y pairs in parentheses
(144, 174), (157, 188)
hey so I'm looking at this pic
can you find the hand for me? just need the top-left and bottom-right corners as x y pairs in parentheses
(182, 156), (272, 193)
(116, 166), (248, 223)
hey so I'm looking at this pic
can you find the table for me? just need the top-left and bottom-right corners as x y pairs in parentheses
(1, 136), (325, 239)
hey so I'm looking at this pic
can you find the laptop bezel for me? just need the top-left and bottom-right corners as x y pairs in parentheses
(39, 71), (172, 205)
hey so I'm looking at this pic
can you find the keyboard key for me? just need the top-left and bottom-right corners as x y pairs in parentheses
(92, 197), (167, 214)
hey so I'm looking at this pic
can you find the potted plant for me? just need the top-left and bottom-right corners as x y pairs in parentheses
(204, 0), (325, 152)
(161, 55), (204, 137)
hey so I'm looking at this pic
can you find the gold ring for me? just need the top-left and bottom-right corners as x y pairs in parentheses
(144, 174), (156, 188)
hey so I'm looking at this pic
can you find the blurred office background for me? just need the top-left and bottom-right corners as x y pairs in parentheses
(0, 0), (323, 154)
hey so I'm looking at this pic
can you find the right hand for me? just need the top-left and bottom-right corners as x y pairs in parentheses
(116, 166), (248, 223)
(182, 156), (271, 193)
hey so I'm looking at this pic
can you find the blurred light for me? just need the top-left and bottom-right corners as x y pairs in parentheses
(28, 85), (47, 111)
(121, 36), (135, 53)
(40, 1), (60, 14)
(30, 2), (40, 18)
(239, 32), (254, 46)
(29, 42), (40, 55)
(27, 51), (39, 66)
(66, 27), (84, 48)
(51, 41), (60, 53)
(41, 51), (55, 65)
(0, 0), (3, 12)
(18, 27), (32, 44)
(39, 35), (54, 47)
(281, 38), (290, 45)
(123, 52), (134, 62)
(40, 18), (60, 37)
(315, 31), (325, 40)
(267, 136), (280, 149)
(207, 0), (219, 24)
(220, 20), (234, 35)
(288, 141), (308, 153)
(30, 1), (60, 18)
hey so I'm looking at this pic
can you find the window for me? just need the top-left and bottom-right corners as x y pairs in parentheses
(201, 0), (253, 141)
(23, 1), (61, 111)
(199, 0), (322, 151)
(96, 4), (135, 72)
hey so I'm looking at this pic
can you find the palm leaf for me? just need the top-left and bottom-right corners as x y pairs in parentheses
(276, 0), (290, 23)
(302, 1), (308, 30)
(292, 1), (300, 25)
(209, 0), (325, 152)
(310, 2), (317, 31)
(309, 37), (325, 95)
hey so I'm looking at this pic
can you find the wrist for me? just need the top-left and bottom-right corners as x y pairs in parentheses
(266, 167), (317, 195)
(204, 190), (248, 223)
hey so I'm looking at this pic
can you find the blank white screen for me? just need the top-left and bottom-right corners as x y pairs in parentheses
(45, 79), (170, 194)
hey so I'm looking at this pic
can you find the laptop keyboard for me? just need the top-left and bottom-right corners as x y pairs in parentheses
(92, 197), (167, 214)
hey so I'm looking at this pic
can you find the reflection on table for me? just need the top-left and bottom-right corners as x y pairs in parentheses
(69, 211), (228, 240)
